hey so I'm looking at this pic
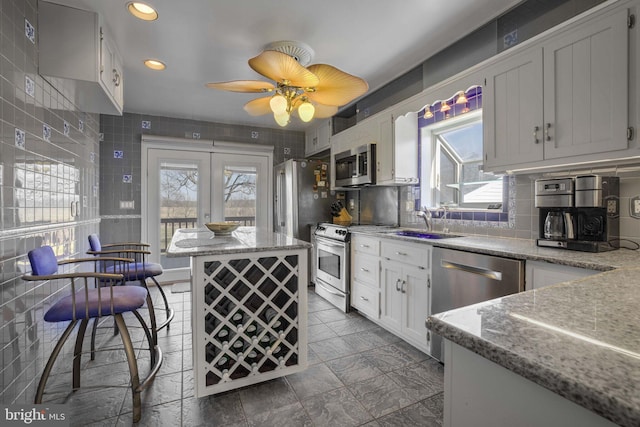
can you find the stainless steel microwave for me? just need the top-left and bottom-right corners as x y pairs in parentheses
(334, 144), (376, 187)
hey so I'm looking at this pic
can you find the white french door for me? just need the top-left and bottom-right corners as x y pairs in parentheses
(142, 139), (272, 281)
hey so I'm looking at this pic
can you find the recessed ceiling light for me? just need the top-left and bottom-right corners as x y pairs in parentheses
(127, 2), (158, 21)
(144, 59), (166, 71)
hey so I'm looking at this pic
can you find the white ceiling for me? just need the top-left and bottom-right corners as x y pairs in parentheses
(48, 0), (522, 131)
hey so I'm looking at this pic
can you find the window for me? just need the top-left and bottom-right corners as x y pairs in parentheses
(420, 110), (504, 209)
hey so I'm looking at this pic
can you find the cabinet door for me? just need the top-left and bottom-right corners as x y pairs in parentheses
(305, 127), (318, 156)
(392, 112), (419, 183)
(100, 29), (123, 107)
(543, 9), (628, 159)
(483, 48), (544, 169)
(375, 115), (394, 183)
(316, 119), (332, 152)
(402, 264), (430, 351)
(380, 260), (403, 334)
(525, 260), (599, 290)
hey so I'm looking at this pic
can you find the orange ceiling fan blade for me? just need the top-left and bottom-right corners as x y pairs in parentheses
(305, 64), (368, 106)
(249, 50), (319, 88)
(205, 80), (275, 93)
(312, 103), (339, 118)
(243, 97), (273, 116)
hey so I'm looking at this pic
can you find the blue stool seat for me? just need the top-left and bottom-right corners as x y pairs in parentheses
(105, 262), (163, 281)
(44, 286), (148, 322)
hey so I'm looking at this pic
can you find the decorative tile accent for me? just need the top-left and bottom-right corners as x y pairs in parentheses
(99, 132), (104, 141)
(192, 132), (200, 139)
(63, 121), (70, 137)
(15, 128), (25, 149)
(122, 174), (132, 183)
(25, 75), (35, 98)
(114, 150), (124, 159)
(24, 19), (35, 43)
(142, 120), (151, 129)
(42, 124), (51, 142)
(251, 131), (259, 139)
(90, 152), (95, 163)
(79, 119), (84, 133)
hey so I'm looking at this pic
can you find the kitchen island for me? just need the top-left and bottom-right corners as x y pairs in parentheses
(167, 227), (311, 397)
(427, 267), (640, 427)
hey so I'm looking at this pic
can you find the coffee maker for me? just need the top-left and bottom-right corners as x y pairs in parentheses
(535, 175), (619, 252)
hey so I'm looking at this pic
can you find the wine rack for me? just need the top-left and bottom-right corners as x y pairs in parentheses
(192, 249), (308, 396)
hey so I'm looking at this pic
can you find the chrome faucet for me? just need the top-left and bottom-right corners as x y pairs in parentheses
(416, 207), (432, 231)
(437, 205), (450, 234)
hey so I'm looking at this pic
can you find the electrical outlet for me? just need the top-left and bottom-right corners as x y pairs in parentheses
(607, 199), (617, 214)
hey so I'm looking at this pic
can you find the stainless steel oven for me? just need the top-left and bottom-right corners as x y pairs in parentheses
(313, 223), (350, 312)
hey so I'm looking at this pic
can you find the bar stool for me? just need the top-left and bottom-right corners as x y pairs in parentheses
(87, 234), (175, 341)
(23, 246), (163, 423)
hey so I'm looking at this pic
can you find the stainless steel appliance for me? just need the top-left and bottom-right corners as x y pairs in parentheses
(274, 159), (333, 243)
(313, 223), (350, 312)
(334, 144), (376, 187)
(431, 247), (524, 362)
(535, 175), (619, 252)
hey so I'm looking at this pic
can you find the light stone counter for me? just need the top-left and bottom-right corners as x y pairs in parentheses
(166, 226), (311, 257)
(351, 227), (640, 425)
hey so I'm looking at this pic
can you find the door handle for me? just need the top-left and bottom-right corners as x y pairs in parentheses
(401, 280), (407, 294)
(440, 260), (503, 281)
(395, 279), (401, 292)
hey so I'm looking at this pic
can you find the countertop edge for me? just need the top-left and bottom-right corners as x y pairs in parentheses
(165, 242), (311, 257)
(427, 316), (636, 426)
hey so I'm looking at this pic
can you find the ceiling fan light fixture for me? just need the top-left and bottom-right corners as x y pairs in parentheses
(274, 112), (290, 127)
(269, 94), (288, 115)
(144, 59), (166, 70)
(298, 102), (315, 122)
(127, 2), (158, 21)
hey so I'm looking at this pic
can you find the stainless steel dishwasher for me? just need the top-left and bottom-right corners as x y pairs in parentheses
(430, 247), (524, 361)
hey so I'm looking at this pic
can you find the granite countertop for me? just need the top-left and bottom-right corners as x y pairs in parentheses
(352, 226), (640, 425)
(427, 268), (640, 427)
(166, 227), (311, 257)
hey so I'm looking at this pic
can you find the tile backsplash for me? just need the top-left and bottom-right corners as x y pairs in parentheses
(0, 0), (100, 403)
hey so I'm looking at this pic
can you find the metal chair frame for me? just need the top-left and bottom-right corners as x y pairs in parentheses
(23, 254), (163, 423)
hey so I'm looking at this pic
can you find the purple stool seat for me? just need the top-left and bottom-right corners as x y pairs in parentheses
(105, 261), (163, 281)
(44, 286), (148, 322)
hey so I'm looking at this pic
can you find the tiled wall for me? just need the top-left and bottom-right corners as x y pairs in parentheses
(0, 0), (101, 403)
(98, 112), (305, 243)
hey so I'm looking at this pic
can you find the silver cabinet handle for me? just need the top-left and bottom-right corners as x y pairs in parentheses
(113, 69), (121, 87)
(545, 123), (552, 141)
(360, 267), (370, 272)
(401, 280), (407, 294)
(360, 296), (369, 301)
(360, 244), (370, 248)
(533, 125), (540, 144)
(395, 251), (407, 256)
(395, 279), (401, 292)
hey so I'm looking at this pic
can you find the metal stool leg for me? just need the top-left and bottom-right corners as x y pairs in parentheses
(72, 319), (90, 390)
(90, 318), (98, 360)
(114, 313), (142, 423)
(151, 277), (175, 331)
(133, 310), (156, 366)
(35, 320), (78, 403)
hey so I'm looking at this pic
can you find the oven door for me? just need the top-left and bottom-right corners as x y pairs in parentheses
(315, 236), (348, 293)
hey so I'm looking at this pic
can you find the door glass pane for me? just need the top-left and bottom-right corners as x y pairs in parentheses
(223, 165), (256, 226)
(160, 162), (198, 269)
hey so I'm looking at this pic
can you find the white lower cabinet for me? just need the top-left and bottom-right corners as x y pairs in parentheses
(350, 235), (380, 319)
(379, 240), (431, 353)
(525, 260), (600, 290)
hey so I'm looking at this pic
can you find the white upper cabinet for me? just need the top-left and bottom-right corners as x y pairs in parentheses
(484, 48), (544, 168)
(484, 6), (630, 172)
(38, 1), (124, 115)
(304, 119), (332, 156)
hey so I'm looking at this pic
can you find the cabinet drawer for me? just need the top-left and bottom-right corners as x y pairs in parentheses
(351, 281), (379, 319)
(381, 240), (429, 267)
(352, 235), (380, 256)
(353, 254), (379, 286)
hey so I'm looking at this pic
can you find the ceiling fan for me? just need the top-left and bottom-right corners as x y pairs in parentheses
(206, 41), (369, 127)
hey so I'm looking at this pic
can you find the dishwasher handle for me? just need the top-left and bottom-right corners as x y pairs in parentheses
(440, 260), (503, 281)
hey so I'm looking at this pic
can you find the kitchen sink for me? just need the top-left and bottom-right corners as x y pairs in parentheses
(388, 230), (462, 239)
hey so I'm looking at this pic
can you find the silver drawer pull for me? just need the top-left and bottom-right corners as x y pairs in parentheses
(360, 296), (369, 301)
(360, 267), (370, 272)
(360, 244), (370, 248)
(395, 251), (407, 256)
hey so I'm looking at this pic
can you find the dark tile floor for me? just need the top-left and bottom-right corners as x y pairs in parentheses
(43, 285), (444, 426)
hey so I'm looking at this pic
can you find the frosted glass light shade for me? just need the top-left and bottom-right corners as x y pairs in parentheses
(298, 102), (315, 122)
(270, 95), (288, 114)
(274, 112), (290, 127)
